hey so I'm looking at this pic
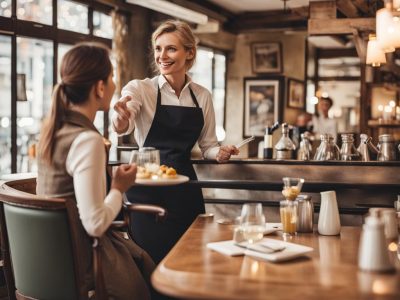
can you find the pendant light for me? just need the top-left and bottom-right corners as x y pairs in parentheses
(377, 0), (400, 52)
(366, 34), (387, 67)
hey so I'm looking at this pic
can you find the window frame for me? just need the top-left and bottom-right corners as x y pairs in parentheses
(0, 0), (117, 173)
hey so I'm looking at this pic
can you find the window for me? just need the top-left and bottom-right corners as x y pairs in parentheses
(0, 0), (114, 176)
(0, 35), (11, 174)
(58, 0), (89, 34)
(93, 10), (113, 38)
(190, 46), (227, 141)
(17, 37), (53, 172)
(0, 0), (11, 17)
(17, 0), (52, 25)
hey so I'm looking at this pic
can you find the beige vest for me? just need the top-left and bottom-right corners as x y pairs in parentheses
(36, 110), (100, 198)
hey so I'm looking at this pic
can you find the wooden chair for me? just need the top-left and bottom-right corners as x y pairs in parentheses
(0, 177), (166, 300)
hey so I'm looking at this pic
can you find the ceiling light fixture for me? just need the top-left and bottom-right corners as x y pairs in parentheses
(126, 0), (208, 25)
(366, 34), (387, 67)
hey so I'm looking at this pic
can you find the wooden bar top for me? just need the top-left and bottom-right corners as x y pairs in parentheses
(152, 217), (400, 299)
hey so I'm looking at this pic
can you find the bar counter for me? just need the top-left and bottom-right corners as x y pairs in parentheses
(152, 216), (400, 300)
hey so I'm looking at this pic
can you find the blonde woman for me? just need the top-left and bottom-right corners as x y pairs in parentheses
(112, 20), (238, 263)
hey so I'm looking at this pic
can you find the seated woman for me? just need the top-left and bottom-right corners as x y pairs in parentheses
(36, 42), (154, 299)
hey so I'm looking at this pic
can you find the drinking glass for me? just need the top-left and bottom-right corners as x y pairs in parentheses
(129, 147), (160, 175)
(280, 177), (304, 236)
(239, 203), (265, 244)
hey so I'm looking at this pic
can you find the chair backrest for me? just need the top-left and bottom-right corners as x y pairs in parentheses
(0, 178), (90, 300)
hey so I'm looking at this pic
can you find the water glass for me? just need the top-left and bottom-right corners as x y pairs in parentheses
(239, 203), (265, 244)
(129, 147), (160, 174)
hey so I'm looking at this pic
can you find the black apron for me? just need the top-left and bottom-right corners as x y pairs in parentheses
(126, 82), (205, 263)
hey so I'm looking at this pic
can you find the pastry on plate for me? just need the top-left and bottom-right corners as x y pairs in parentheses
(162, 167), (177, 179)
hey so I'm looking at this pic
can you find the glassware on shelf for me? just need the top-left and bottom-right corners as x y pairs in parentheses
(275, 123), (296, 160)
(313, 134), (340, 161)
(297, 132), (312, 160)
(280, 177), (305, 236)
(239, 203), (265, 244)
(340, 133), (360, 161)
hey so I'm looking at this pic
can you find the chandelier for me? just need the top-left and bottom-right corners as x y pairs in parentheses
(367, 0), (400, 67)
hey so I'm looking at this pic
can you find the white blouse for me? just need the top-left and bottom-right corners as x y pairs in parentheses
(112, 75), (220, 159)
(66, 130), (122, 237)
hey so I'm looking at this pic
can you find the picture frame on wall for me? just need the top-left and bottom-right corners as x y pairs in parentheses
(287, 78), (305, 109)
(243, 77), (282, 137)
(251, 42), (282, 74)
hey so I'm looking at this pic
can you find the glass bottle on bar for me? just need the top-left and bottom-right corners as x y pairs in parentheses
(275, 123), (296, 160)
(340, 133), (361, 161)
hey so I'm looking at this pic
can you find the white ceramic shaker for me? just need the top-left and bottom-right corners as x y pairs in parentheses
(318, 190), (341, 235)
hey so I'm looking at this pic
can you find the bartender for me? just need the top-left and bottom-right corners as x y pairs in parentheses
(309, 96), (338, 140)
(112, 20), (238, 263)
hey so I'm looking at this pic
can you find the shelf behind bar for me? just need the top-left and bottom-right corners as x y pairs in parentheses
(187, 180), (400, 191)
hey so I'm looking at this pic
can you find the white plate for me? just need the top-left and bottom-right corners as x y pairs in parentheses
(245, 238), (313, 262)
(135, 174), (189, 186)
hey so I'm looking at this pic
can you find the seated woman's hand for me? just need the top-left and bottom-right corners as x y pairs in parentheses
(216, 145), (239, 163)
(111, 164), (137, 193)
(113, 95), (132, 133)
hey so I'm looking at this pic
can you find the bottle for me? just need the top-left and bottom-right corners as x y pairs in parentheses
(358, 209), (394, 272)
(296, 195), (314, 233)
(318, 190), (341, 235)
(313, 134), (340, 161)
(340, 133), (360, 161)
(274, 123), (296, 160)
(297, 132), (312, 160)
(357, 134), (370, 162)
(263, 122), (279, 159)
(377, 134), (397, 161)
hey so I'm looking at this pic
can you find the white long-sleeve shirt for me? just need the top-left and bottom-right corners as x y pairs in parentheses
(66, 130), (122, 237)
(112, 75), (220, 159)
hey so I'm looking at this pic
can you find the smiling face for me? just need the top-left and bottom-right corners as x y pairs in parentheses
(154, 32), (194, 80)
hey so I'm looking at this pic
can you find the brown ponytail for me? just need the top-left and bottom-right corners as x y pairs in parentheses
(38, 42), (111, 164)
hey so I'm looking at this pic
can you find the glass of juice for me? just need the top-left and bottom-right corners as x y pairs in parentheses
(280, 177), (305, 236)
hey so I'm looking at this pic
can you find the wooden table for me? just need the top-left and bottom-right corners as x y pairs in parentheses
(152, 217), (400, 299)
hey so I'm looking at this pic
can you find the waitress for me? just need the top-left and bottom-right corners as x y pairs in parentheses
(112, 20), (238, 263)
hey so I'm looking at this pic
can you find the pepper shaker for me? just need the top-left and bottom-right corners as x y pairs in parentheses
(296, 195), (314, 233)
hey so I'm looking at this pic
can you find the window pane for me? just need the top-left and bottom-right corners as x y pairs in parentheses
(17, 37), (53, 173)
(318, 57), (360, 77)
(0, 0), (12, 17)
(0, 35), (12, 176)
(190, 48), (212, 91)
(213, 53), (226, 141)
(58, 0), (89, 34)
(57, 43), (72, 81)
(93, 11), (113, 39)
(17, 0), (52, 25)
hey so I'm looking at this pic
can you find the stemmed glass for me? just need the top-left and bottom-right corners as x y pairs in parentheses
(239, 203), (266, 244)
(280, 177), (304, 236)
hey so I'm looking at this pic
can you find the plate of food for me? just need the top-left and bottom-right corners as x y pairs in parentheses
(135, 165), (189, 186)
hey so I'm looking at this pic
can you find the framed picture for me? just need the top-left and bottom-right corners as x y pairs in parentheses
(251, 42), (282, 74)
(243, 77), (282, 137)
(287, 78), (305, 109)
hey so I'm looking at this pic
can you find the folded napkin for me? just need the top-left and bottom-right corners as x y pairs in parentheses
(206, 238), (313, 262)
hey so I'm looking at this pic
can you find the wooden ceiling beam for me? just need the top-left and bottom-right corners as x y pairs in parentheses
(337, 0), (361, 18)
(308, 18), (375, 35)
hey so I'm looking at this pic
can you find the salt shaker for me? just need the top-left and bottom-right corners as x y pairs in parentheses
(358, 210), (394, 272)
(296, 195), (314, 233)
(318, 190), (341, 235)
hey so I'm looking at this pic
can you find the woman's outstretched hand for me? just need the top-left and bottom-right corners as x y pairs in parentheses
(111, 163), (137, 193)
(216, 145), (239, 163)
(113, 95), (132, 134)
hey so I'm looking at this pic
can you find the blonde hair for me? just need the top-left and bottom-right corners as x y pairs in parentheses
(151, 20), (197, 72)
